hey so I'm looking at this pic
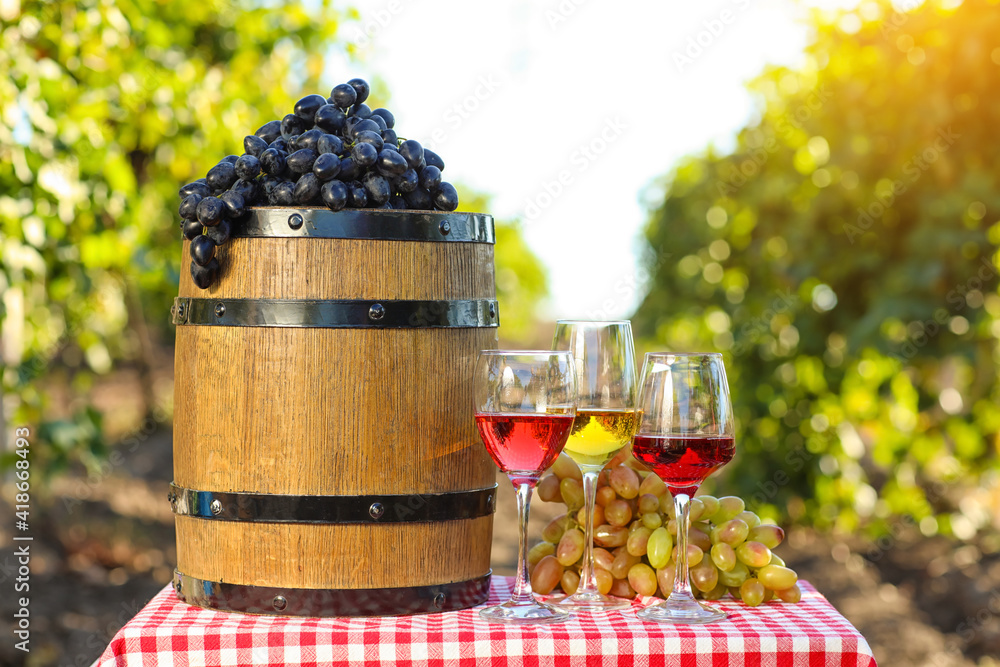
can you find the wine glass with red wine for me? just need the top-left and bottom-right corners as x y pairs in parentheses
(632, 352), (735, 624)
(474, 351), (577, 624)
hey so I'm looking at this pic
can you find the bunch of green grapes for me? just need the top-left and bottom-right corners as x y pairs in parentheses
(527, 453), (802, 607)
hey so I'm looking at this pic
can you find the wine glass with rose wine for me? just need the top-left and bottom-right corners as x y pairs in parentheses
(632, 353), (735, 624)
(550, 320), (637, 611)
(474, 350), (577, 624)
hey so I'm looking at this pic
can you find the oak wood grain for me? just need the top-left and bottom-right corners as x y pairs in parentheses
(173, 216), (498, 591)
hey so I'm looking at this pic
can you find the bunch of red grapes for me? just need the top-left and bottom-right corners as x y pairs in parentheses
(176, 77), (459, 289)
(528, 452), (803, 607)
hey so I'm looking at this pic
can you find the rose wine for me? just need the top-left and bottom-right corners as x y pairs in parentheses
(475, 413), (574, 479)
(631, 434), (735, 496)
(563, 409), (638, 468)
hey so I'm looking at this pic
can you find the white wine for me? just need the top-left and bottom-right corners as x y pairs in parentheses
(563, 409), (638, 468)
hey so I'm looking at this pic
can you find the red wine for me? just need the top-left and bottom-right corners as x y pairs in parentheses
(475, 413), (574, 480)
(631, 435), (735, 497)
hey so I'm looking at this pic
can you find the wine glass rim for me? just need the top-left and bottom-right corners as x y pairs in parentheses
(478, 349), (573, 356)
(644, 351), (723, 358)
(554, 319), (632, 325)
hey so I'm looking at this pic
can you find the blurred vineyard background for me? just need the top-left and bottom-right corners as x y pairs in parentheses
(1, 0), (1000, 665)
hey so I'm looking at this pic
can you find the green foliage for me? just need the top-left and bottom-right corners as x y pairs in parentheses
(457, 188), (549, 344)
(634, 0), (1000, 539)
(0, 0), (345, 472)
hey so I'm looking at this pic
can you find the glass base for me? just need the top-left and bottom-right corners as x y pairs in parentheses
(478, 598), (571, 625)
(637, 594), (726, 625)
(552, 590), (632, 612)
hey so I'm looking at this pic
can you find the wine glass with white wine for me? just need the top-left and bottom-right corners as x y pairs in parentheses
(551, 320), (638, 611)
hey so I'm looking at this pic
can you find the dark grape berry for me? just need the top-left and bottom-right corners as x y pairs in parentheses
(395, 169), (419, 194)
(293, 173), (322, 205)
(371, 108), (394, 129)
(390, 195), (408, 210)
(221, 155), (239, 165)
(350, 119), (381, 139)
(269, 137), (289, 153)
(315, 104), (347, 133)
(354, 130), (384, 152)
(179, 193), (203, 220)
(363, 172), (391, 205)
(369, 114), (387, 132)
(317, 133), (344, 155)
(398, 140), (424, 169)
(294, 94), (327, 122)
(259, 148), (287, 176)
(286, 148), (318, 174)
(231, 178), (259, 204)
(381, 129), (398, 146)
(434, 182), (459, 211)
(179, 181), (211, 199)
(219, 191), (246, 219)
(343, 116), (364, 139)
(255, 120), (282, 143)
(270, 180), (296, 205)
(206, 220), (231, 245)
(244, 135), (268, 157)
(293, 128), (324, 152)
(182, 219), (204, 240)
(234, 154), (261, 180)
(349, 103), (372, 119)
(338, 156), (360, 181)
(347, 182), (368, 208)
(281, 113), (308, 139)
(321, 180), (349, 211)
(376, 149), (409, 178)
(330, 83), (358, 109)
(404, 187), (433, 210)
(418, 165), (442, 191)
(191, 258), (219, 290)
(191, 235), (217, 266)
(261, 175), (281, 194)
(347, 78), (370, 104)
(196, 196), (226, 226)
(423, 148), (445, 171)
(313, 153), (341, 181)
(351, 142), (378, 169)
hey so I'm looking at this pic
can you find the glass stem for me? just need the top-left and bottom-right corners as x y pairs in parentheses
(670, 492), (695, 602)
(510, 481), (536, 603)
(575, 468), (601, 596)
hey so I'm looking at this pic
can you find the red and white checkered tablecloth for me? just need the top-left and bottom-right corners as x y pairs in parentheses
(97, 577), (876, 667)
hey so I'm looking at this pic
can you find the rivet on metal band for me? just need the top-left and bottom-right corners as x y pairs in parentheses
(234, 208), (494, 244)
(168, 483), (498, 524)
(173, 570), (492, 617)
(171, 297), (500, 329)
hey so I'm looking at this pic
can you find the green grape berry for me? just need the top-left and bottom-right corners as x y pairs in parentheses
(740, 578), (766, 607)
(715, 496), (746, 522)
(647, 527), (673, 569)
(748, 524), (785, 549)
(627, 526), (652, 557)
(711, 542), (737, 571)
(697, 495), (720, 521)
(758, 564), (798, 591)
(736, 541), (772, 569)
(556, 528), (586, 566)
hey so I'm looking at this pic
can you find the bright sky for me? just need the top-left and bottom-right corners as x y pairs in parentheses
(327, 0), (861, 320)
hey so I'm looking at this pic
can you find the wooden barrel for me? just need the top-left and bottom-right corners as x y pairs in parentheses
(169, 207), (498, 616)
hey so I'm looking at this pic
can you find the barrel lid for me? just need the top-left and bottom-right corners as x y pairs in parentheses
(234, 207), (494, 243)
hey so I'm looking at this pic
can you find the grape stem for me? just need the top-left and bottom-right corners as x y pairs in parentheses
(509, 480), (536, 604)
(669, 492), (697, 605)
(575, 468), (601, 597)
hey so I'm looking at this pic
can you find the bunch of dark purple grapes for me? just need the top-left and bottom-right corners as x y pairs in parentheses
(176, 78), (459, 289)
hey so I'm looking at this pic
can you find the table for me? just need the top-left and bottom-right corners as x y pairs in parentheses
(98, 576), (877, 666)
